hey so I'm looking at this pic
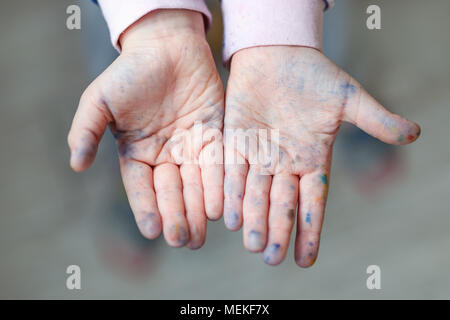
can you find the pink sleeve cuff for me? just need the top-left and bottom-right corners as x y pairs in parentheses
(97, 0), (212, 51)
(222, 0), (333, 65)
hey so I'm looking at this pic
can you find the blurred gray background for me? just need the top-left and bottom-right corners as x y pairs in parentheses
(0, 0), (449, 299)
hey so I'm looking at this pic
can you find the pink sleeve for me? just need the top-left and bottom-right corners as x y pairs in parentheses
(222, 0), (334, 65)
(97, 0), (212, 51)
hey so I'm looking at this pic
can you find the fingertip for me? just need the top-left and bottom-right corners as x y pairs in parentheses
(164, 223), (190, 248)
(205, 205), (223, 221)
(224, 211), (242, 231)
(166, 237), (189, 248)
(139, 228), (162, 240)
(295, 256), (317, 268)
(225, 225), (241, 232)
(245, 246), (264, 253)
(137, 213), (162, 240)
(294, 243), (318, 268)
(407, 122), (421, 143)
(187, 238), (205, 250)
(345, 89), (422, 147)
(294, 244), (319, 268)
(70, 148), (97, 172)
(262, 243), (284, 266)
(70, 161), (85, 173)
(294, 229), (321, 269)
(393, 122), (421, 145)
(263, 258), (282, 266)
(244, 230), (266, 253)
(415, 123), (421, 138)
(186, 219), (206, 250)
(70, 158), (87, 172)
(68, 134), (98, 172)
(167, 241), (187, 248)
(224, 222), (240, 231)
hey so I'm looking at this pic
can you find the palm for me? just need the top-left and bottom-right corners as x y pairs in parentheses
(99, 38), (224, 165)
(226, 75), (344, 176)
(69, 33), (224, 249)
(224, 47), (420, 267)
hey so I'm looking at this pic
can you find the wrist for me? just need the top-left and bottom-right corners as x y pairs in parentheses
(120, 9), (205, 51)
(222, 0), (325, 66)
(231, 46), (319, 68)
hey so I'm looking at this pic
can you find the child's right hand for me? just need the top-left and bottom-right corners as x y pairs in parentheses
(223, 46), (420, 267)
(68, 9), (225, 249)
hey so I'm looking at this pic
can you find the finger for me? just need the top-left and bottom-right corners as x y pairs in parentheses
(180, 164), (206, 250)
(119, 159), (162, 239)
(242, 167), (272, 252)
(67, 89), (112, 172)
(295, 170), (329, 268)
(223, 151), (248, 231)
(343, 82), (421, 145)
(262, 174), (298, 266)
(200, 141), (224, 221)
(154, 163), (189, 247)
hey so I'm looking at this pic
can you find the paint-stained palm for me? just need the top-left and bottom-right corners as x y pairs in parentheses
(224, 46), (420, 267)
(68, 10), (224, 249)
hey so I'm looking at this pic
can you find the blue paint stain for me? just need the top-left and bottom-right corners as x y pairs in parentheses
(306, 212), (312, 226)
(263, 243), (281, 264)
(118, 143), (136, 158)
(340, 82), (356, 97)
(226, 211), (240, 229)
(138, 212), (161, 236)
(248, 230), (263, 250)
(249, 230), (261, 238)
(72, 144), (96, 160)
(338, 82), (357, 108)
(320, 174), (328, 186)
(308, 242), (314, 247)
(170, 224), (188, 245)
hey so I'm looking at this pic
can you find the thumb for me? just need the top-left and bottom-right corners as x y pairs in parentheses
(343, 82), (421, 145)
(67, 89), (111, 172)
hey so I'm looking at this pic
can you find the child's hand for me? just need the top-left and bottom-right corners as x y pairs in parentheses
(68, 10), (224, 249)
(224, 46), (420, 267)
